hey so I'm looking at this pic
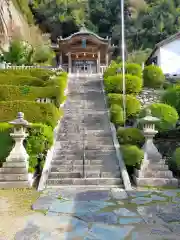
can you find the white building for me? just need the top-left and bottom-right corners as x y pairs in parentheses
(146, 32), (180, 77)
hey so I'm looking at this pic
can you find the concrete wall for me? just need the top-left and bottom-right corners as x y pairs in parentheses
(160, 39), (180, 75)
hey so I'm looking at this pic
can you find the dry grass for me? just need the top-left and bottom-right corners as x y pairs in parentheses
(0, 188), (40, 217)
(0, 188), (40, 239)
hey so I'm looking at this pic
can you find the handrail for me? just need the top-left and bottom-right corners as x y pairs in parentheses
(100, 75), (132, 190)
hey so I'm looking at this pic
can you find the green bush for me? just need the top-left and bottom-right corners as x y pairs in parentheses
(117, 127), (144, 147)
(103, 63), (120, 79)
(108, 93), (141, 117)
(121, 144), (143, 168)
(139, 103), (179, 131)
(110, 104), (124, 125)
(0, 122), (54, 172)
(172, 147), (180, 171)
(104, 74), (142, 94)
(0, 75), (44, 87)
(0, 101), (61, 128)
(126, 63), (142, 78)
(0, 68), (54, 81)
(0, 85), (63, 106)
(162, 86), (180, 115)
(143, 65), (165, 88)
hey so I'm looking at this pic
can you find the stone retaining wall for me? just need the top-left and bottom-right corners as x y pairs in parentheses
(137, 88), (162, 107)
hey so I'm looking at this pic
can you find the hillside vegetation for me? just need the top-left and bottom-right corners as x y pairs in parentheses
(31, 0), (180, 54)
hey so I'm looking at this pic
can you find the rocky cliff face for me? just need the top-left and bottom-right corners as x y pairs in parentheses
(0, 0), (43, 51)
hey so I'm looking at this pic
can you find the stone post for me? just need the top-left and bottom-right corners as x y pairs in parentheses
(134, 109), (178, 187)
(97, 51), (100, 73)
(106, 53), (109, 67)
(0, 112), (31, 188)
(68, 52), (72, 73)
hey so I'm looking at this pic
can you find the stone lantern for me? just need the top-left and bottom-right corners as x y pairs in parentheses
(0, 112), (31, 188)
(134, 108), (178, 187)
(140, 108), (162, 161)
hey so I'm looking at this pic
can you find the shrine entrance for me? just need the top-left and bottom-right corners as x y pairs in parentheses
(72, 60), (97, 73)
(54, 26), (115, 74)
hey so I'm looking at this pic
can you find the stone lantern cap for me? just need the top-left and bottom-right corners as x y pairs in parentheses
(8, 112), (29, 127)
(139, 108), (160, 124)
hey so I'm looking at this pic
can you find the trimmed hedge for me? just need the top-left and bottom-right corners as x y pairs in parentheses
(139, 103), (179, 131)
(143, 65), (165, 88)
(0, 101), (61, 128)
(108, 93), (141, 117)
(117, 127), (144, 147)
(172, 147), (180, 171)
(126, 63), (142, 78)
(104, 74), (142, 95)
(0, 85), (64, 106)
(121, 144), (143, 168)
(162, 86), (180, 115)
(110, 104), (124, 125)
(104, 62), (142, 79)
(0, 75), (44, 86)
(0, 68), (54, 81)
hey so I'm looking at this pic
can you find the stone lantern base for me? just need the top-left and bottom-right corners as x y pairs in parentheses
(0, 160), (31, 188)
(134, 159), (178, 187)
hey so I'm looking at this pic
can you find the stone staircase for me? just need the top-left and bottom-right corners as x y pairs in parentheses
(47, 74), (123, 186)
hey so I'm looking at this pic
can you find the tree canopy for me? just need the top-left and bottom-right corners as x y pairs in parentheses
(31, 0), (180, 54)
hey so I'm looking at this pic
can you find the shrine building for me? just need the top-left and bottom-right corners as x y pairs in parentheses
(53, 26), (115, 74)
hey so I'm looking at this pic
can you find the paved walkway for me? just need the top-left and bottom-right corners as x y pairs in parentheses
(4, 187), (180, 240)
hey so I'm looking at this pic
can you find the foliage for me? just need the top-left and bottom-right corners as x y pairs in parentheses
(3, 39), (33, 65)
(0, 101), (61, 128)
(143, 65), (165, 88)
(104, 74), (143, 95)
(108, 93), (141, 117)
(125, 63), (142, 78)
(162, 85), (180, 115)
(32, 0), (180, 53)
(0, 122), (53, 172)
(110, 104), (124, 126)
(32, 44), (54, 64)
(172, 147), (180, 170)
(120, 144), (143, 168)
(139, 103), (179, 131)
(117, 127), (144, 147)
(126, 49), (152, 64)
(12, 0), (34, 24)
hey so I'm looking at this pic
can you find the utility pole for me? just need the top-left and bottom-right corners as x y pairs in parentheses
(121, 0), (126, 127)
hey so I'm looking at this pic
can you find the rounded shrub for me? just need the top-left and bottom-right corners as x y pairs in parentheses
(172, 147), (180, 171)
(110, 104), (124, 125)
(108, 93), (141, 117)
(143, 65), (165, 88)
(139, 103), (179, 131)
(104, 74), (142, 94)
(121, 144), (143, 168)
(126, 63), (142, 78)
(117, 127), (144, 147)
(103, 62), (119, 79)
(162, 86), (180, 115)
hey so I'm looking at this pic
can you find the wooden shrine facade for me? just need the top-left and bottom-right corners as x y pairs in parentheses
(53, 27), (114, 74)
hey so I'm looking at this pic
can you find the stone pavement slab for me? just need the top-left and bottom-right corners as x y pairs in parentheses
(2, 187), (180, 239)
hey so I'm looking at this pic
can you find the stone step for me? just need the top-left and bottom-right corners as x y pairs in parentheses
(3, 161), (27, 168)
(47, 178), (122, 186)
(49, 172), (81, 178)
(0, 180), (30, 188)
(134, 177), (178, 187)
(0, 173), (28, 181)
(85, 150), (117, 159)
(0, 167), (28, 174)
(50, 165), (120, 172)
(147, 163), (169, 170)
(144, 170), (173, 178)
(52, 159), (118, 165)
(85, 171), (121, 178)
